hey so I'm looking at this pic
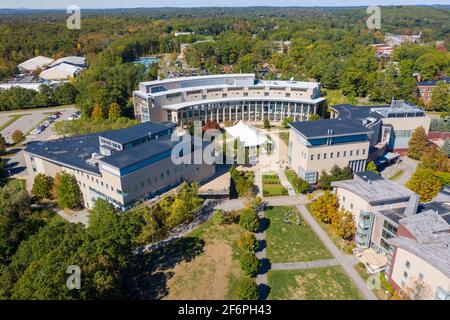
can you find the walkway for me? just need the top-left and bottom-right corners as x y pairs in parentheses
(271, 258), (339, 271)
(296, 203), (378, 300)
(255, 208), (268, 293)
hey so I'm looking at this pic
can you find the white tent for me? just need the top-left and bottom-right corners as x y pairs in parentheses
(225, 121), (271, 147)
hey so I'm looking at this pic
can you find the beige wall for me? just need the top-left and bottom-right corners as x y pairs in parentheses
(382, 116), (431, 133)
(391, 247), (450, 300)
(334, 187), (371, 226)
(289, 130), (369, 179)
(24, 151), (215, 210)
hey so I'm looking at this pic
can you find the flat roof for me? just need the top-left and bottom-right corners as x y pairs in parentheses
(99, 121), (173, 145)
(378, 207), (407, 224)
(289, 118), (372, 139)
(354, 171), (384, 182)
(332, 178), (415, 206)
(140, 73), (255, 87)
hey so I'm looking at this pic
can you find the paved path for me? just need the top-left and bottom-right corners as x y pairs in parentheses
(254, 167), (263, 196)
(255, 207), (269, 299)
(296, 203), (378, 300)
(277, 169), (296, 196)
(271, 258), (339, 271)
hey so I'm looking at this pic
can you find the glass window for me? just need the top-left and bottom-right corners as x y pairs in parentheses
(403, 271), (408, 279)
(317, 154), (321, 160)
(356, 150), (359, 156)
(405, 261), (410, 269)
(343, 151), (346, 157)
(310, 155), (314, 161)
(337, 152), (340, 158)
(419, 273), (424, 281)
(330, 152), (333, 159)
(350, 150), (353, 156)
(323, 153), (327, 159)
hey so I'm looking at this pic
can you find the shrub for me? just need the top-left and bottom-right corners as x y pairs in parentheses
(239, 208), (259, 232)
(211, 209), (226, 225)
(239, 251), (260, 277)
(238, 231), (258, 252)
(237, 277), (259, 300)
(55, 172), (82, 209)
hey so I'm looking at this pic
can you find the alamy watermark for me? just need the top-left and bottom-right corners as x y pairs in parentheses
(67, 5), (81, 30)
(66, 265), (81, 290)
(366, 6), (381, 30)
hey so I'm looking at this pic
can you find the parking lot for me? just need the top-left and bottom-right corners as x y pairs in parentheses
(0, 106), (77, 143)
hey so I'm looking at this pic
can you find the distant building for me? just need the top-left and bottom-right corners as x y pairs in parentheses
(17, 56), (55, 72)
(174, 31), (194, 37)
(49, 56), (86, 68)
(387, 210), (450, 300)
(372, 44), (394, 59)
(133, 74), (325, 126)
(288, 119), (372, 184)
(331, 171), (419, 252)
(39, 63), (83, 81)
(385, 33), (421, 47)
(417, 77), (450, 104)
(24, 122), (215, 210)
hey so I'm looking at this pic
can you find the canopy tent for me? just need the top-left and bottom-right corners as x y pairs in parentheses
(224, 121), (272, 148)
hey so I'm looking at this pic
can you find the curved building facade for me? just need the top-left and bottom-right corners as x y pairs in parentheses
(133, 74), (326, 126)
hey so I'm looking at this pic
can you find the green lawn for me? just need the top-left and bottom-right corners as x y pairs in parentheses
(278, 131), (289, 146)
(268, 266), (362, 300)
(0, 115), (23, 131)
(265, 206), (332, 263)
(284, 169), (304, 194)
(354, 264), (394, 300)
(262, 174), (288, 197)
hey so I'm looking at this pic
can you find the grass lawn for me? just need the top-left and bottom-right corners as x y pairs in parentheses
(160, 219), (245, 300)
(262, 174), (288, 197)
(265, 206), (332, 263)
(305, 203), (354, 253)
(388, 169), (405, 181)
(278, 131), (289, 146)
(284, 169), (307, 194)
(268, 266), (362, 300)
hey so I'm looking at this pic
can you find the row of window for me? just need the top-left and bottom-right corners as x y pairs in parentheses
(307, 148), (366, 161)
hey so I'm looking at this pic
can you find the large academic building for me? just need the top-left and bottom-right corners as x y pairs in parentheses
(133, 74), (326, 126)
(23, 122), (215, 210)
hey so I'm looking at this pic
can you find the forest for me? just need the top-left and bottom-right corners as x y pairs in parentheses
(0, 6), (449, 115)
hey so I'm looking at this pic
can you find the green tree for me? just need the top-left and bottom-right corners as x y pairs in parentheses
(318, 170), (332, 190)
(239, 208), (259, 232)
(239, 251), (260, 277)
(406, 168), (442, 202)
(0, 134), (6, 154)
(408, 126), (429, 160)
(366, 161), (379, 174)
(441, 139), (450, 157)
(418, 145), (450, 172)
(263, 118), (270, 129)
(31, 173), (53, 200)
(431, 82), (450, 112)
(308, 114), (320, 121)
(108, 102), (122, 119)
(292, 175), (310, 194)
(55, 172), (81, 209)
(237, 277), (259, 300)
(11, 130), (25, 144)
(281, 116), (294, 128)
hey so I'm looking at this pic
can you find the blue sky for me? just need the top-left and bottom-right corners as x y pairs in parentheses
(1, 1), (449, 9)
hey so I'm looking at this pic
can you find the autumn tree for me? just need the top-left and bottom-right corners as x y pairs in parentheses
(441, 139), (450, 157)
(430, 82), (450, 112)
(238, 231), (258, 252)
(237, 277), (259, 300)
(337, 209), (356, 240)
(91, 103), (104, 120)
(311, 191), (339, 224)
(239, 251), (260, 277)
(408, 126), (429, 160)
(418, 145), (450, 172)
(11, 130), (25, 144)
(239, 208), (260, 232)
(406, 168), (442, 202)
(32, 173), (53, 200)
(108, 102), (121, 119)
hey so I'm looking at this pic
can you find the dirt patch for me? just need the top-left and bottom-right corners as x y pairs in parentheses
(164, 240), (234, 300)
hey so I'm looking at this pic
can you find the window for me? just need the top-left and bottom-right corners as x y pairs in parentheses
(419, 273), (424, 281)
(356, 150), (359, 156)
(310, 155), (314, 161)
(405, 261), (410, 269)
(403, 271), (408, 279)
(350, 150), (353, 156)
(362, 149), (366, 155)
(337, 152), (340, 158)
(330, 152), (333, 159)
(323, 153), (327, 159)
(350, 203), (354, 209)
(343, 151), (347, 157)
(401, 280), (406, 288)
(342, 196), (346, 202)
(317, 154), (321, 160)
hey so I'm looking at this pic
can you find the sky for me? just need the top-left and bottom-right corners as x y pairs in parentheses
(1, 0), (449, 9)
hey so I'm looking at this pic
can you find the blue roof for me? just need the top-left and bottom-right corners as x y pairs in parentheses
(289, 118), (372, 139)
(99, 121), (174, 145)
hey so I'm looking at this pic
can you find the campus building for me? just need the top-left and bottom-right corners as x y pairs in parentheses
(386, 210), (450, 300)
(331, 171), (419, 253)
(287, 119), (373, 183)
(133, 74), (326, 126)
(23, 122), (215, 210)
(417, 77), (450, 104)
(331, 100), (431, 154)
